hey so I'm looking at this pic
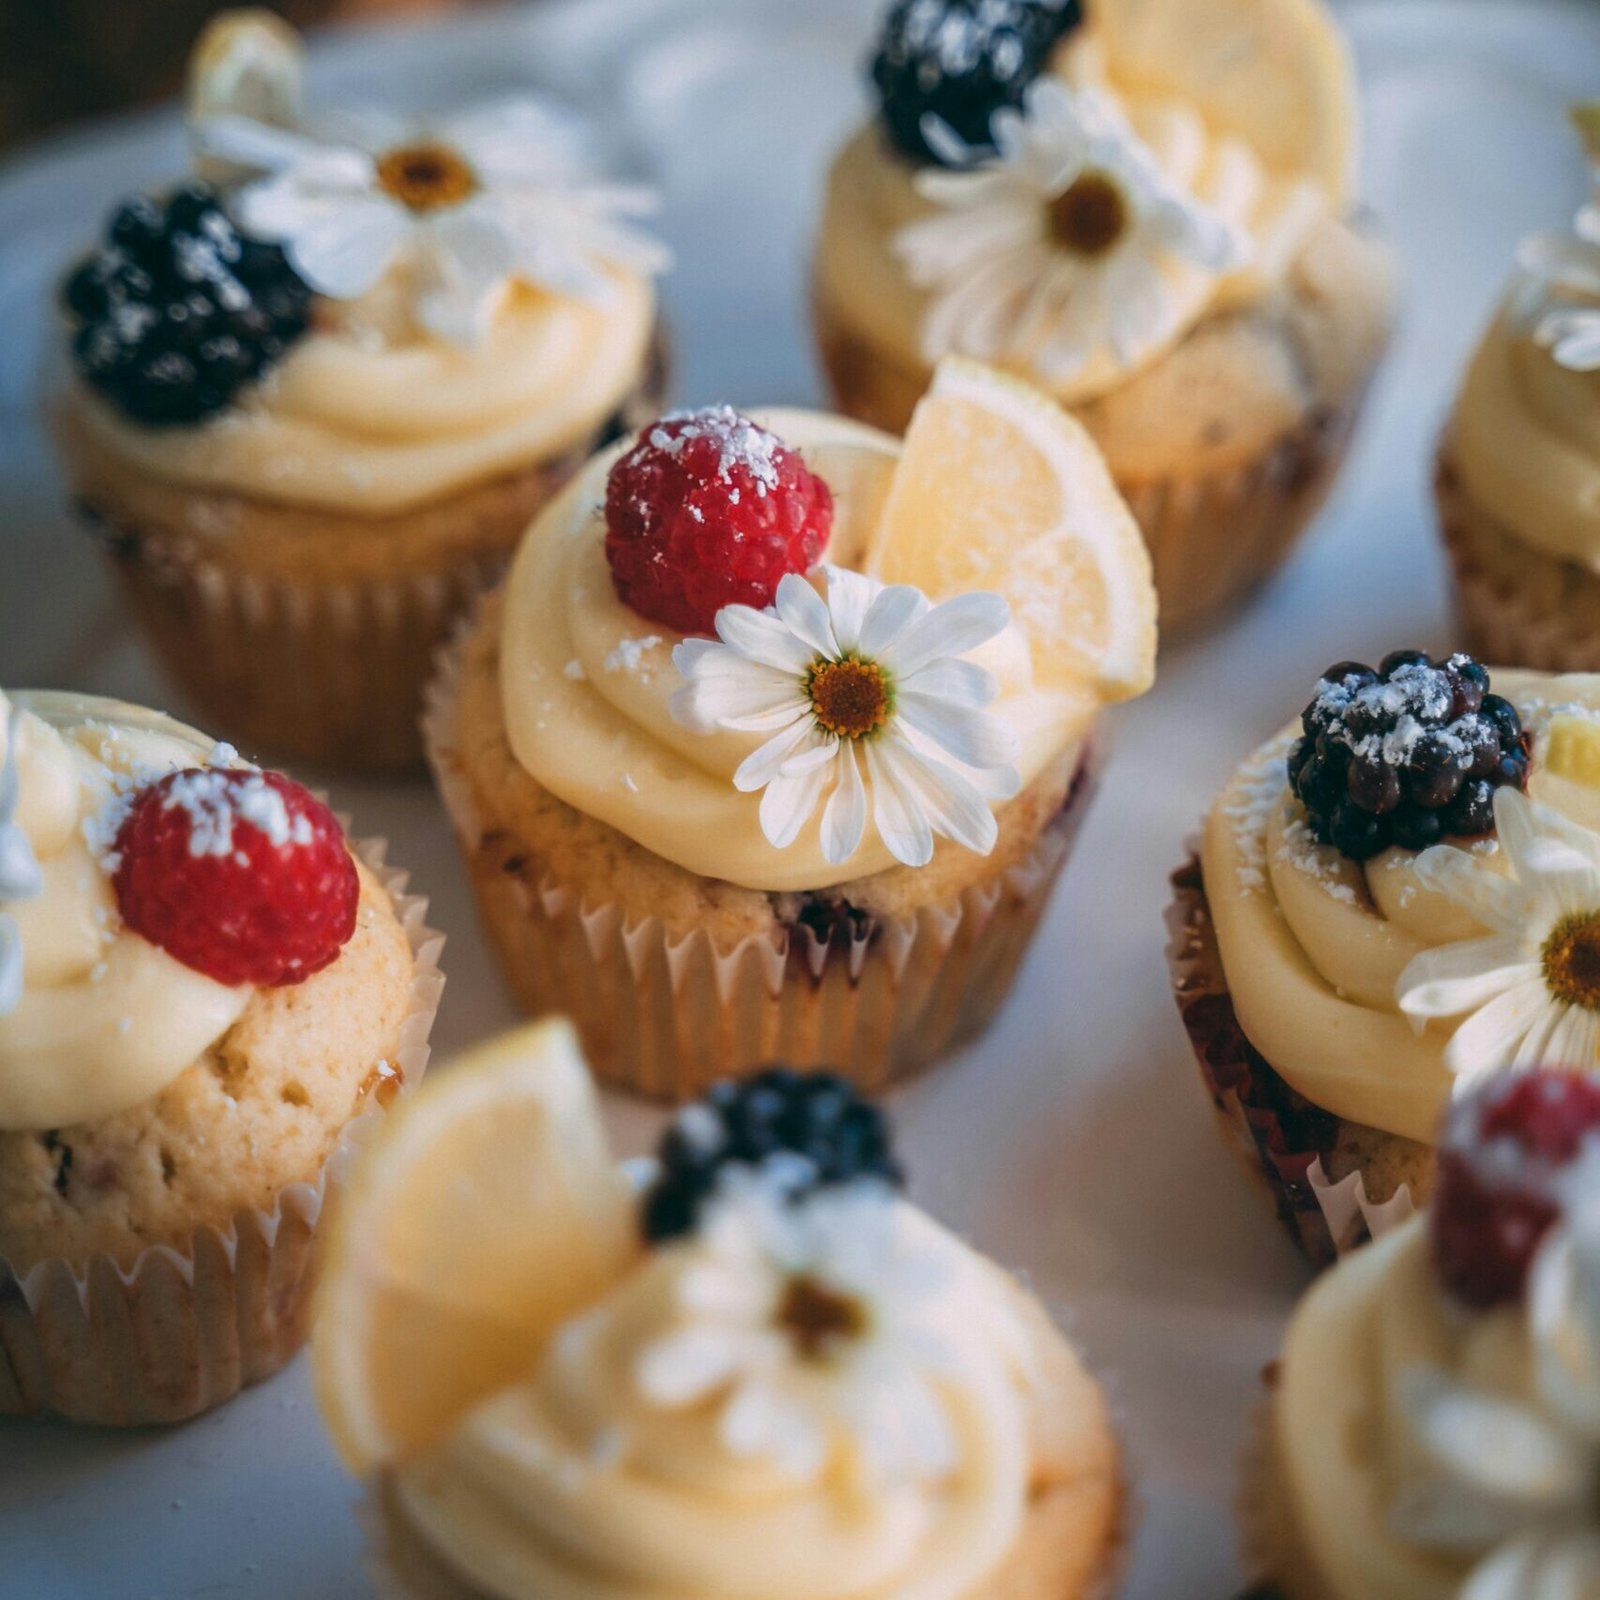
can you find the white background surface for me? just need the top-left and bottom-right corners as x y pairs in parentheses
(2, 0), (1599, 1594)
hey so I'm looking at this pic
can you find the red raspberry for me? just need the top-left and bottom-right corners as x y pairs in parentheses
(1431, 1070), (1600, 1310)
(112, 768), (359, 988)
(603, 407), (833, 635)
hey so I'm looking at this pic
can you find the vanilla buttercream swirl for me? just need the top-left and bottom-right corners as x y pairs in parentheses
(499, 411), (1095, 893)
(0, 701), (43, 1015)
(0, 692), (252, 1130)
(71, 266), (655, 516)
(393, 1205), (1038, 1600)
(1201, 672), (1600, 1145)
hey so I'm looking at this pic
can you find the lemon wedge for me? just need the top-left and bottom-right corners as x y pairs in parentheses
(313, 1019), (637, 1473)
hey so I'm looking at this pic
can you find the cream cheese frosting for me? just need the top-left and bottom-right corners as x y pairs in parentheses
(498, 410), (1096, 893)
(1201, 671), (1600, 1145)
(70, 270), (656, 517)
(815, 35), (1331, 406)
(0, 691), (253, 1130)
(1450, 304), (1600, 571)
(393, 1195), (1039, 1600)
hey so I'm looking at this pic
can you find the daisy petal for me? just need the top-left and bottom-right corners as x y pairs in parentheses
(1443, 982), (1559, 1085)
(1412, 843), (1530, 934)
(857, 583), (930, 658)
(714, 605), (817, 675)
(899, 656), (998, 707)
(773, 574), (838, 659)
(897, 692), (1019, 770)
(865, 739), (934, 868)
(883, 592), (1011, 678)
(758, 754), (832, 851)
(733, 719), (816, 793)
(1397, 937), (1539, 1022)
(877, 732), (999, 858)
(822, 566), (883, 654)
(819, 744), (868, 866)
(192, 113), (339, 173)
(280, 198), (407, 299)
(635, 1326), (745, 1406)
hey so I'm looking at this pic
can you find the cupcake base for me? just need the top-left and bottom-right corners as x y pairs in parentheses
(0, 836), (445, 1426)
(1436, 449), (1600, 673)
(1165, 856), (1425, 1267)
(59, 338), (668, 772)
(813, 288), (1373, 638)
(425, 603), (1097, 1101)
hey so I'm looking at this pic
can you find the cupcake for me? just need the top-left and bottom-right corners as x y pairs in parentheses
(1166, 650), (1600, 1266)
(310, 1020), (1126, 1600)
(813, 0), (1396, 633)
(1436, 107), (1600, 673)
(52, 10), (668, 771)
(425, 357), (1157, 1098)
(1245, 1066), (1600, 1599)
(0, 687), (442, 1424)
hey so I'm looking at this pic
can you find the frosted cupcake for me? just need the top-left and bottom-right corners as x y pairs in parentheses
(0, 688), (441, 1424)
(1167, 650), (1600, 1265)
(52, 11), (667, 770)
(1247, 1066), (1600, 1599)
(310, 1021), (1126, 1600)
(814, 0), (1395, 632)
(1436, 108), (1600, 673)
(426, 357), (1157, 1097)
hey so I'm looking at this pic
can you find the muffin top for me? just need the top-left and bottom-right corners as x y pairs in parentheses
(1447, 108), (1600, 570)
(494, 360), (1157, 892)
(1202, 653), (1600, 1145)
(1272, 1067), (1600, 1600)
(313, 1025), (1119, 1600)
(56, 9), (666, 517)
(817, 0), (1361, 404)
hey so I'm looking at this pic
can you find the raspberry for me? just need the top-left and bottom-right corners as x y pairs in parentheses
(112, 768), (359, 988)
(1288, 650), (1531, 861)
(604, 407), (833, 635)
(641, 1068), (905, 1242)
(1431, 1070), (1600, 1310)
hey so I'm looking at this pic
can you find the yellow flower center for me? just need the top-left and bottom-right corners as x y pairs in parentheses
(1543, 912), (1600, 1012)
(807, 658), (891, 741)
(1046, 170), (1129, 258)
(375, 141), (477, 212)
(776, 1274), (867, 1362)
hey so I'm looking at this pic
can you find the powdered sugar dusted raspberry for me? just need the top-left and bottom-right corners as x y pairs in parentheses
(112, 768), (358, 987)
(1432, 1070), (1600, 1310)
(648, 407), (783, 497)
(604, 409), (833, 635)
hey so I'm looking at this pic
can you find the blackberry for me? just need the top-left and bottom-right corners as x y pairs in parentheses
(641, 1068), (905, 1242)
(1289, 650), (1531, 862)
(870, 0), (1084, 167)
(60, 182), (312, 428)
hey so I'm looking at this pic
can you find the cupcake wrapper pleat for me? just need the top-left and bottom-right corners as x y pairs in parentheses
(424, 621), (1095, 1099)
(0, 835), (445, 1426)
(1164, 854), (1415, 1268)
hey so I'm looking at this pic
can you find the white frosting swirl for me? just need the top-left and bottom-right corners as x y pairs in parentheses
(0, 691), (251, 1130)
(394, 1201), (1038, 1600)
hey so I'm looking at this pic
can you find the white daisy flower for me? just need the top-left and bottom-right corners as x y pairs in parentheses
(894, 76), (1251, 388)
(669, 566), (1020, 870)
(0, 702), (43, 1017)
(1397, 789), (1600, 1089)
(633, 1172), (959, 1485)
(192, 99), (669, 344)
(1391, 1184), (1600, 1600)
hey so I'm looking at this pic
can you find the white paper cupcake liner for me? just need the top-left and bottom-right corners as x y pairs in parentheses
(0, 833), (445, 1425)
(424, 617), (1095, 1099)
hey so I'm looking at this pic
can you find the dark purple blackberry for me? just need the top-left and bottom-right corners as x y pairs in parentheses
(60, 182), (312, 428)
(870, 0), (1084, 167)
(641, 1068), (905, 1242)
(1289, 651), (1531, 862)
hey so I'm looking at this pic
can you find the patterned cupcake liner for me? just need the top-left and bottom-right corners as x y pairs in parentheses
(0, 834), (445, 1426)
(1164, 855), (1415, 1269)
(812, 285), (1375, 637)
(423, 617), (1096, 1101)
(70, 338), (669, 773)
(1436, 448), (1600, 674)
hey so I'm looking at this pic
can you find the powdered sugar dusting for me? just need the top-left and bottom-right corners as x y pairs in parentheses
(1276, 815), (1358, 905)
(161, 770), (313, 858)
(1310, 660), (1468, 768)
(649, 407), (783, 497)
(885, 0), (1076, 84)
(605, 635), (663, 677)
(1221, 740), (1292, 895)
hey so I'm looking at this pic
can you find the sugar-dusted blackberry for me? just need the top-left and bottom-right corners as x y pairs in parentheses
(1289, 650), (1532, 862)
(641, 1068), (906, 1242)
(59, 182), (312, 429)
(870, 0), (1084, 167)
